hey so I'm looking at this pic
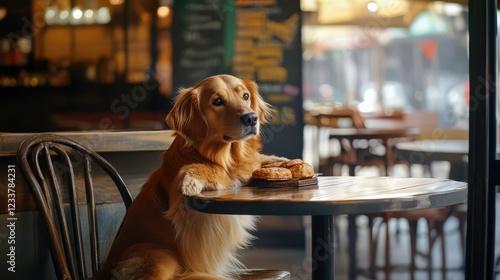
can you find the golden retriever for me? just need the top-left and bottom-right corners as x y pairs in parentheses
(95, 75), (287, 280)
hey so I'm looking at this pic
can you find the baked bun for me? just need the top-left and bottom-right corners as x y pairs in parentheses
(288, 163), (315, 178)
(252, 167), (292, 179)
(279, 159), (304, 168)
(253, 159), (315, 180)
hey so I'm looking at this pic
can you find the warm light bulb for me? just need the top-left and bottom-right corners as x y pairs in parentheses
(157, 6), (170, 18)
(96, 7), (111, 24)
(59, 9), (70, 24)
(83, 9), (95, 24)
(84, 9), (93, 19)
(44, 6), (57, 25)
(367, 2), (378, 13)
(60, 10), (69, 20)
(72, 7), (82, 19)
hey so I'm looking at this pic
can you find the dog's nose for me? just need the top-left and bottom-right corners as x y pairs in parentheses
(240, 113), (258, 127)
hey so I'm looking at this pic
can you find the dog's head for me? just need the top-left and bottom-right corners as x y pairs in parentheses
(166, 75), (272, 146)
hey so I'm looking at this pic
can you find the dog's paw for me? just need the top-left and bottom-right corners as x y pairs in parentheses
(181, 172), (205, 196)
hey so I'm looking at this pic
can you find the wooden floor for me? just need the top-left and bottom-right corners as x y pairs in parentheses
(240, 165), (500, 280)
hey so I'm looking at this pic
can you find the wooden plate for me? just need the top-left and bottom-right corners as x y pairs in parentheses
(248, 176), (318, 189)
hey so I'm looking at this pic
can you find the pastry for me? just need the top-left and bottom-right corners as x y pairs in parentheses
(288, 163), (315, 178)
(252, 167), (292, 179)
(279, 159), (304, 168)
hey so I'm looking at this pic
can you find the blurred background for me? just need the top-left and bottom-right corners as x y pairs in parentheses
(0, 0), (471, 132)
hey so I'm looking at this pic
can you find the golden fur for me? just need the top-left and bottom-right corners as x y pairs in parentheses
(95, 75), (286, 280)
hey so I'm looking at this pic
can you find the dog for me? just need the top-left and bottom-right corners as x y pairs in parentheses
(95, 75), (287, 280)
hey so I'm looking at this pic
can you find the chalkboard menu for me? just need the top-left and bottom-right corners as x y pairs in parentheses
(172, 0), (303, 159)
(172, 0), (229, 89)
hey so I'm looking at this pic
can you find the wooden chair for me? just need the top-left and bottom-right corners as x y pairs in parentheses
(317, 108), (408, 176)
(17, 133), (290, 280)
(368, 207), (451, 280)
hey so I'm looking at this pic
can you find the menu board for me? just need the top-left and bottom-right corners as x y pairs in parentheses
(231, 0), (303, 159)
(172, 0), (303, 159)
(172, 0), (229, 89)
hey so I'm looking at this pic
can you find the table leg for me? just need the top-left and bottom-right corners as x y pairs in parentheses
(347, 162), (357, 280)
(348, 214), (357, 280)
(348, 164), (356, 177)
(311, 215), (335, 280)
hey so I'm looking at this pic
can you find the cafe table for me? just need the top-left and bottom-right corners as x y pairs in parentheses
(328, 127), (421, 176)
(185, 176), (467, 280)
(395, 139), (468, 181)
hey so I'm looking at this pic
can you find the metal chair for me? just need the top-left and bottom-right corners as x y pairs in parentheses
(17, 133), (133, 280)
(18, 133), (290, 280)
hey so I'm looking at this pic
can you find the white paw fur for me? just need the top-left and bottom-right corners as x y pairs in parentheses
(181, 172), (204, 196)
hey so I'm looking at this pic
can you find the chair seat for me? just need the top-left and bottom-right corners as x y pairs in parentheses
(235, 269), (291, 280)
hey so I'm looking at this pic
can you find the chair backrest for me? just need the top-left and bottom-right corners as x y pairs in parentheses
(16, 133), (133, 280)
(317, 108), (366, 129)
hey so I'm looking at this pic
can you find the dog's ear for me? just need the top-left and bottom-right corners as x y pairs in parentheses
(243, 80), (272, 124)
(166, 87), (207, 144)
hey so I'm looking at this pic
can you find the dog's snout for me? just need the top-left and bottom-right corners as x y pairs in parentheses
(240, 113), (258, 127)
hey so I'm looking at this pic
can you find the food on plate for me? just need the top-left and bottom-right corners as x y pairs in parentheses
(252, 167), (292, 179)
(279, 158), (304, 168)
(288, 163), (315, 178)
(253, 159), (315, 180)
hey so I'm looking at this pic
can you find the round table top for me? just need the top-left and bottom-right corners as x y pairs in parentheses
(395, 139), (468, 163)
(328, 127), (420, 140)
(396, 139), (468, 155)
(185, 176), (467, 216)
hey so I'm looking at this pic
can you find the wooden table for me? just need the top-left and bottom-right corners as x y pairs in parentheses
(328, 128), (421, 176)
(185, 176), (467, 280)
(395, 139), (468, 181)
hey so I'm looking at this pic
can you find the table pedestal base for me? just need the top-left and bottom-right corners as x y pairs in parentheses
(312, 215), (335, 280)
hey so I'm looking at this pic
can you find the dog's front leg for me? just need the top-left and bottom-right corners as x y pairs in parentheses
(180, 164), (232, 196)
(259, 154), (289, 167)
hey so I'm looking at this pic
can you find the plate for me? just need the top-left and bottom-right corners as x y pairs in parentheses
(251, 177), (291, 181)
(248, 176), (319, 189)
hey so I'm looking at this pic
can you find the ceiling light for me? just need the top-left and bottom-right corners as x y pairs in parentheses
(157, 6), (170, 18)
(96, 7), (111, 24)
(109, 0), (124, 5)
(367, 2), (378, 13)
(59, 9), (70, 24)
(72, 7), (82, 20)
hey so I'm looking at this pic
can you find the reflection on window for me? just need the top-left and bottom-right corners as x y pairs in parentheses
(302, 2), (469, 128)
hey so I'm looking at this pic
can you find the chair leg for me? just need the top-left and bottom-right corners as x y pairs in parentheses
(408, 220), (418, 280)
(385, 217), (392, 280)
(437, 222), (446, 280)
(334, 216), (341, 246)
(427, 220), (433, 280)
(458, 213), (466, 269)
(368, 216), (376, 278)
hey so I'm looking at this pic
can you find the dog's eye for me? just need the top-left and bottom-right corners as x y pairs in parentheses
(212, 98), (224, 106)
(243, 93), (250, 100)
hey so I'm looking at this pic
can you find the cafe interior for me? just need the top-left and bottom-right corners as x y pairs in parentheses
(0, 0), (498, 279)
